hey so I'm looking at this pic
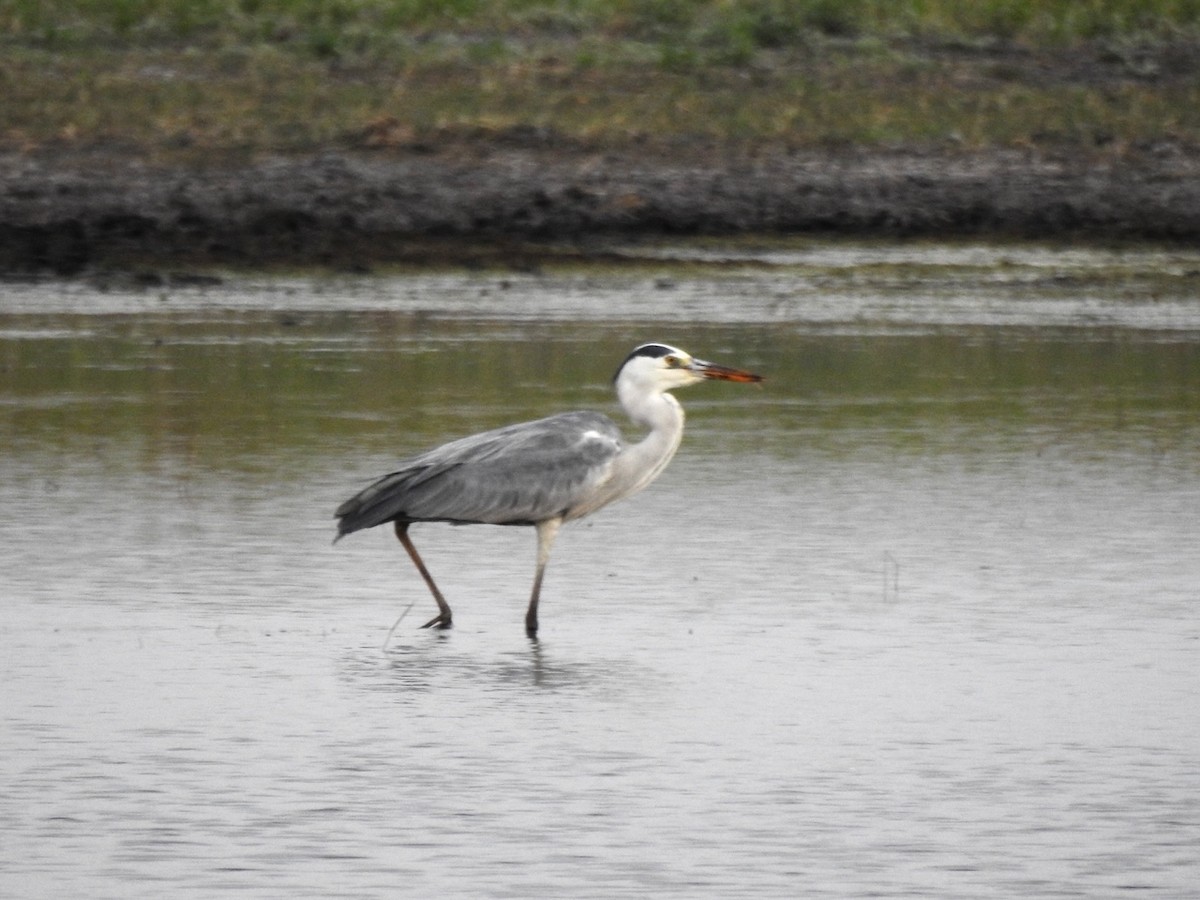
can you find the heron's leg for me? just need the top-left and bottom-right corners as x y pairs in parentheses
(525, 518), (562, 638)
(394, 522), (452, 629)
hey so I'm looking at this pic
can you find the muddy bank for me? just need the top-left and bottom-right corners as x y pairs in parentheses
(2, 141), (1199, 275)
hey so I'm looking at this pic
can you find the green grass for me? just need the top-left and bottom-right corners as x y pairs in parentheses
(1, 0), (1198, 160)
(5, 1), (1200, 50)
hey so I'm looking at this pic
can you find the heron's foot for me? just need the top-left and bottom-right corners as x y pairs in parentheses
(420, 612), (452, 630)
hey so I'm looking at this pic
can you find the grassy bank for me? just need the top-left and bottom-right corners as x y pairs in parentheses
(6, 1), (1200, 52)
(2, 0), (1199, 160)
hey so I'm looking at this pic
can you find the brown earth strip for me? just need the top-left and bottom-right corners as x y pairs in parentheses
(2, 140), (1198, 275)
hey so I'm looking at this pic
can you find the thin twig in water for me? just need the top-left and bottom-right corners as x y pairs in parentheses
(381, 598), (418, 652)
(883, 552), (900, 602)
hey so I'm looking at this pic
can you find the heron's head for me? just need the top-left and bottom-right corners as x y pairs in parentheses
(613, 343), (763, 395)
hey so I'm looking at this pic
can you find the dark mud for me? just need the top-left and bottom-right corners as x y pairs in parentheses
(2, 139), (1199, 275)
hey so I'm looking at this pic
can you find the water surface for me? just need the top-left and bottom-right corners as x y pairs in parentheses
(3, 241), (1199, 897)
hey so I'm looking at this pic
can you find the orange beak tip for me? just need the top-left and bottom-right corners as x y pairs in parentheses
(699, 363), (764, 384)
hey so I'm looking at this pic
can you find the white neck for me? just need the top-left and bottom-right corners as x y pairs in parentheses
(610, 383), (686, 503)
(563, 372), (690, 521)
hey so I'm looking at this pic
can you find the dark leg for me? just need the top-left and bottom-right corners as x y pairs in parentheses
(525, 518), (562, 638)
(394, 522), (452, 629)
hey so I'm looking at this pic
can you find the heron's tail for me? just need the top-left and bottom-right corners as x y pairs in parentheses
(334, 470), (419, 539)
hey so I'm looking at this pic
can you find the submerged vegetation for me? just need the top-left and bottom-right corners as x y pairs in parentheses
(1, 0), (1198, 159)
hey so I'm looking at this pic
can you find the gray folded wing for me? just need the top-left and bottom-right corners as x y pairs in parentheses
(335, 411), (625, 536)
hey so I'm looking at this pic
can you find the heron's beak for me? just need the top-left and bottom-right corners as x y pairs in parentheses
(689, 358), (764, 384)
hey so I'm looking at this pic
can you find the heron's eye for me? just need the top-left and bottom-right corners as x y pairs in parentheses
(664, 355), (680, 367)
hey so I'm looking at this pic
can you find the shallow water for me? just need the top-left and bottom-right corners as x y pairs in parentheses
(3, 241), (1199, 897)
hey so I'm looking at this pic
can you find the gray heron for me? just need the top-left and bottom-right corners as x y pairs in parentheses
(335, 342), (763, 636)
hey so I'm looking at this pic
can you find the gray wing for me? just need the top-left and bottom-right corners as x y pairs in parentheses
(335, 411), (624, 536)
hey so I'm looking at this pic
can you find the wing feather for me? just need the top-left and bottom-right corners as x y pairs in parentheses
(335, 411), (624, 536)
